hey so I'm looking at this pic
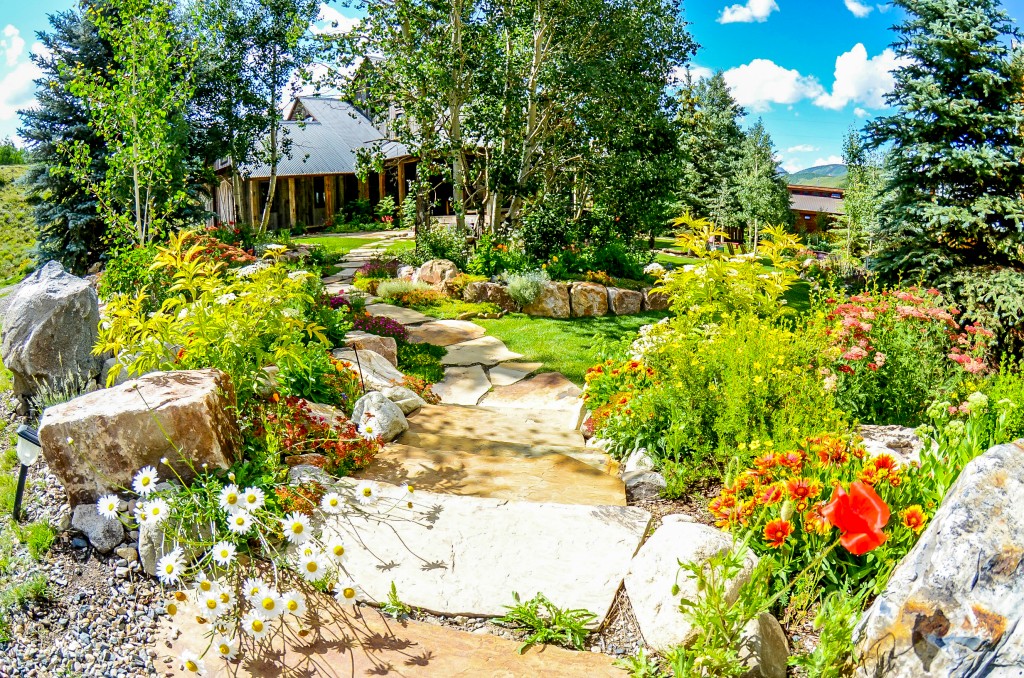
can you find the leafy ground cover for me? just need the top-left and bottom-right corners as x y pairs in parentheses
(474, 312), (669, 385)
(0, 167), (37, 286)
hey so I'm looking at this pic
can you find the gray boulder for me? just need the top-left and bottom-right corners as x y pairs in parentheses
(352, 391), (409, 442)
(854, 442), (1024, 678)
(381, 385), (427, 415)
(1, 261), (103, 398)
(72, 504), (124, 554)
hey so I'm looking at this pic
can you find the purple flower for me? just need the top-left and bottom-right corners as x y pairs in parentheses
(352, 314), (408, 341)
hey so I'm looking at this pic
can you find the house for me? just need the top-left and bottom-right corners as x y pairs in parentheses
(787, 184), (844, 232)
(211, 96), (457, 230)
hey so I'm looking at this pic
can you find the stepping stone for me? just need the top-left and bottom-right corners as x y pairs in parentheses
(488, 361), (543, 387)
(332, 348), (405, 390)
(366, 303), (433, 326)
(479, 372), (585, 428)
(321, 274), (345, 284)
(441, 335), (523, 367)
(406, 319), (486, 346)
(323, 485), (651, 623)
(360, 439), (626, 505)
(161, 601), (622, 677)
(432, 365), (491, 406)
(408, 404), (585, 447)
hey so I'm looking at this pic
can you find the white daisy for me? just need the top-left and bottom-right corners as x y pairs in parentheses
(243, 577), (264, 602)
(280, 512), (311, 544)
(320, 492), (344, 514)
(253, 585), (283, 619)
(265, 243), (287, 251)
(218, 484), (243, 513)
(353, 480), (378, 506)
(334, 579), (359, 604)
(96, 494), (120, 520)
(213, 635), (238, 661)
(216, 587), (235, 612)
(181, 650), (206, 675)
(240, 487), (265, 512)
(133, 502), (150, 525)
(226, 511), (253, 535)
(241, 610), (271, 639)
(215, 292), (237, 305)
(145, 498), (170, 526)
(288, 270), (310, 280)
(198, 590), (222, 616)
(132, 466), (159, 496)
(324, 538), (346, 563)
(282, 590), (306, 617)
(210, 541), (237, 567)
(297, 553), (328, 582)
(193, 573), (218, 595)
(156, 548), (184, 585)
(164, 599), (180, 617)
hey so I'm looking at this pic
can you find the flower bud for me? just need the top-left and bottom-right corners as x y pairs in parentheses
(780, 500), (795, 522)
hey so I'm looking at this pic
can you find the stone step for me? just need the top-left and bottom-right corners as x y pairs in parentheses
(161, 599), (623, 677)
(366, 302), (434, 326)
(358, 436), (624, 505)
(478, 372), (586, 430)
(407, 404), (585, 445)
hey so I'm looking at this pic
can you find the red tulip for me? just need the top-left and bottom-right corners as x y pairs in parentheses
(821, 481), (890, 555)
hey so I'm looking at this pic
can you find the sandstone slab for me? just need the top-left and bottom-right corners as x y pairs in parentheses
(324, 486), (651, 622)
(160, 594), (622, 677)
(463, 281), (519, 312)
(433, 365), (491, 405)
(643, 287), (670, 311)
(1, 261), (103, 397)
(478, 372), (584, 429)
(522, 282), (571, 318)
(38, 369), (239, 506)
(332, 348), (406, 390)
(407, 404), (585, 448)
(365, 303), (433, 326)
(487, 362), (540, 387)
(381, 385), (427, 415)
(570, 282), (609, 317)
(406, 319), (486, 346)
(343, 331), (398, 366)
(854, 442), (1024, 678)
(441, 336), (523, 367)
(625, 520), (758, 651)
(607, 287), (644, 315)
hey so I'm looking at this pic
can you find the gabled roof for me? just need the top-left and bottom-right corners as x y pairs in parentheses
(790, 193), (844, 215)
(244, 97), (408, 178)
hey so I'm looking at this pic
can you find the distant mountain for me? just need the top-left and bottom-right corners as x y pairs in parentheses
(786, 164), (848, 189)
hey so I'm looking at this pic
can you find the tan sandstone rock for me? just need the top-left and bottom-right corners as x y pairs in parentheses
(643, 286), (670, 311)
(343, 331), (398, 366)
(38, 369), (239, 506)
(522, 282), (571, 318)
(607, 287), (644, 315)
(414, 258), (460, 285)
(570, 282), (609, 317)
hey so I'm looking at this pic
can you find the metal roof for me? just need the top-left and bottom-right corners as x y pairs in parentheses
(790, 193), (844, 215)
(244, 97), (408, 179)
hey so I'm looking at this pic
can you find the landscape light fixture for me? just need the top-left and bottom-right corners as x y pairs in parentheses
(13, 424), (41, 522)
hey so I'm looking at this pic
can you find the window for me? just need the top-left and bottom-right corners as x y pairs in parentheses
(803, 215), (811, 220)
(313, 176), (325, 208)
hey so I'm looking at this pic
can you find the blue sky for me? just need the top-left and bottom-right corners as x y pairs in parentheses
(3, 0), (1024, 172)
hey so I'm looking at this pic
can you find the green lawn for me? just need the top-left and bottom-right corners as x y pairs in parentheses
(293, 235), (382, 256)
(473, 312), (670, 385)
(0, 167), (37, 285)
(383, 240), (415, 254)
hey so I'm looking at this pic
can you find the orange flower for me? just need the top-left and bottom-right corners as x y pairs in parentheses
(758, 483), (785, 505)
(900, 505), (927, 532)
(872, 454), (899, 476)
(821, 481), (890, 555)
(763, 519), (793, 548)
(858, 465), (879, 486)
(804, 503), (831, 535)
(753, 453), (778, 471)
(272, 392), (280, 403)
(785, 478), (818, 501)
(778, 450), (804, 471)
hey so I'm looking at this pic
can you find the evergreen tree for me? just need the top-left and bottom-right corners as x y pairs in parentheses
(735, 118), (791, 249)
(19, 6), (111, 274)
(676, 71), (745, 229)
(835, 127), (884, 261)
(866, 0), (1024, 284)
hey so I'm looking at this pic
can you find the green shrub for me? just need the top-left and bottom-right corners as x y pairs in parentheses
(415, 222), (470, 270)
(98, 244), (169, 309)
(275, 344), (364, 414)
(955, 266), (1024, 356)
(495, 591), (596, 654)
(467, 233), (534, 276)
(503, 269), (549, 306)
(397, 342), (446, 383)
(376, 280), (443, 307)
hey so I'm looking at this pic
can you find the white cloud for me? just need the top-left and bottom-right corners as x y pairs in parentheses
(1, 25), (25, 67)
(718, 0), (779, 24)
(311, 4), (359, 35)
(814, 43), (908, 110)
(844, 0), (873, 18)
(786, 144), (818, 153)
(781, 158), (807, 173)
(722, 59), (824, 112)
(0, 60), (41, 121)
(854, 107), (869, 117)
(813, 155), (844, 166)
(670, 64), (713, 84)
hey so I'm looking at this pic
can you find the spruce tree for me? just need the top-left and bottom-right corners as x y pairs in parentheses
(735, 119), (791, 249)
(866, 0), (1024, 284)
(677, 72), (745, 228)
(19, 6), (111, 274)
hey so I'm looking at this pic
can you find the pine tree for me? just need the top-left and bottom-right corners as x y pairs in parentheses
(735, 119), (791, 249)
(676, 72), (745, 229)
(19, 6), (111, 274)
(866, 0), (1024, 284)
(835, 127), (884, 261)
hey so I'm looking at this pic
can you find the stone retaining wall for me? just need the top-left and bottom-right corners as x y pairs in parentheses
(464, 280), (668, 317)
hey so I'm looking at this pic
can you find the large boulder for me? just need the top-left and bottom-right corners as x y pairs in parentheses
(381, 385), (427, 415)
(352, 391), (409, 442)
(1, 261), (103, 398)
(332, 348), (406, 391)
(854, 442), (1024, 678)
(522, 282), (571, 318)
(344, 331), (398, 367)
(38, 369), (240, 506)
(858, 424), (924, 466)
(643, 287), (670, 312)
(607, 287), (644, 316)
(570, 283), (609, 317)
(463, 281), (519, 312)
(414, 259), (460, 286)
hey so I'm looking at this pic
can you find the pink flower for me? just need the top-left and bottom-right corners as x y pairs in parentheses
(842, 346), (868, 361)
(873, 352), (886, 367)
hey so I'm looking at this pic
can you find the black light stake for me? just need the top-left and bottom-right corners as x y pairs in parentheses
(13, 424), (41, 522)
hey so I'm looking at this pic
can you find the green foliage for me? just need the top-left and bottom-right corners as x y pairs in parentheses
(381, 582), (412, 618)
(414, 222), (470, 270)
(376, 280), (443, 307)
(467, 233), (533, 276)
(0, 139), (25, 166)
(866, 0), (1024, 284)
(614, 648), (663, 678)
(735, 119), (793, 248)
(789, 589), (865, 678)
(275, 344), (362, 413)
(374, 195), (397, 220)
(503, 269), (549, 307)
(955, 267), (1024, 356)
(0, 166), (38, 285)
(396, 342), (446, 384)
(665, 545), (773, 677)
(833, 128), (883, 263)
(98, 245), (170, 309)
(495, 591), (596, 654)
(16, 521), (57, 561)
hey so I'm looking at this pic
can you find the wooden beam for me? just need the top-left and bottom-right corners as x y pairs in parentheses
(358, 177), (369, 201)
(324, 174), (335, 220)
(378, 171), (386, 201)
(249, 181), (260, 226)
(397, 162), (406, 204)
(288, 178), (297, 228)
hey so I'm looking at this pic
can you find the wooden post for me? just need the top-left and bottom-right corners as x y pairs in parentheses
(378, 171), (386, 201)
(337, 175), (345, 207)
(358, 177), (369, 201)
(325, 175), (335, 220)
(249, 181), (260, 226)
(397, 161), (406, 204)
(288, 178), (297, 229)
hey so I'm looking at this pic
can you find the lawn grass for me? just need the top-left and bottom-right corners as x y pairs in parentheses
(383, 240), (415, 254)
(0, 166), (38, 286)
(293, 235), (382, 256)
(474, 312), (670, 385)
(410, 298), (500, 319)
